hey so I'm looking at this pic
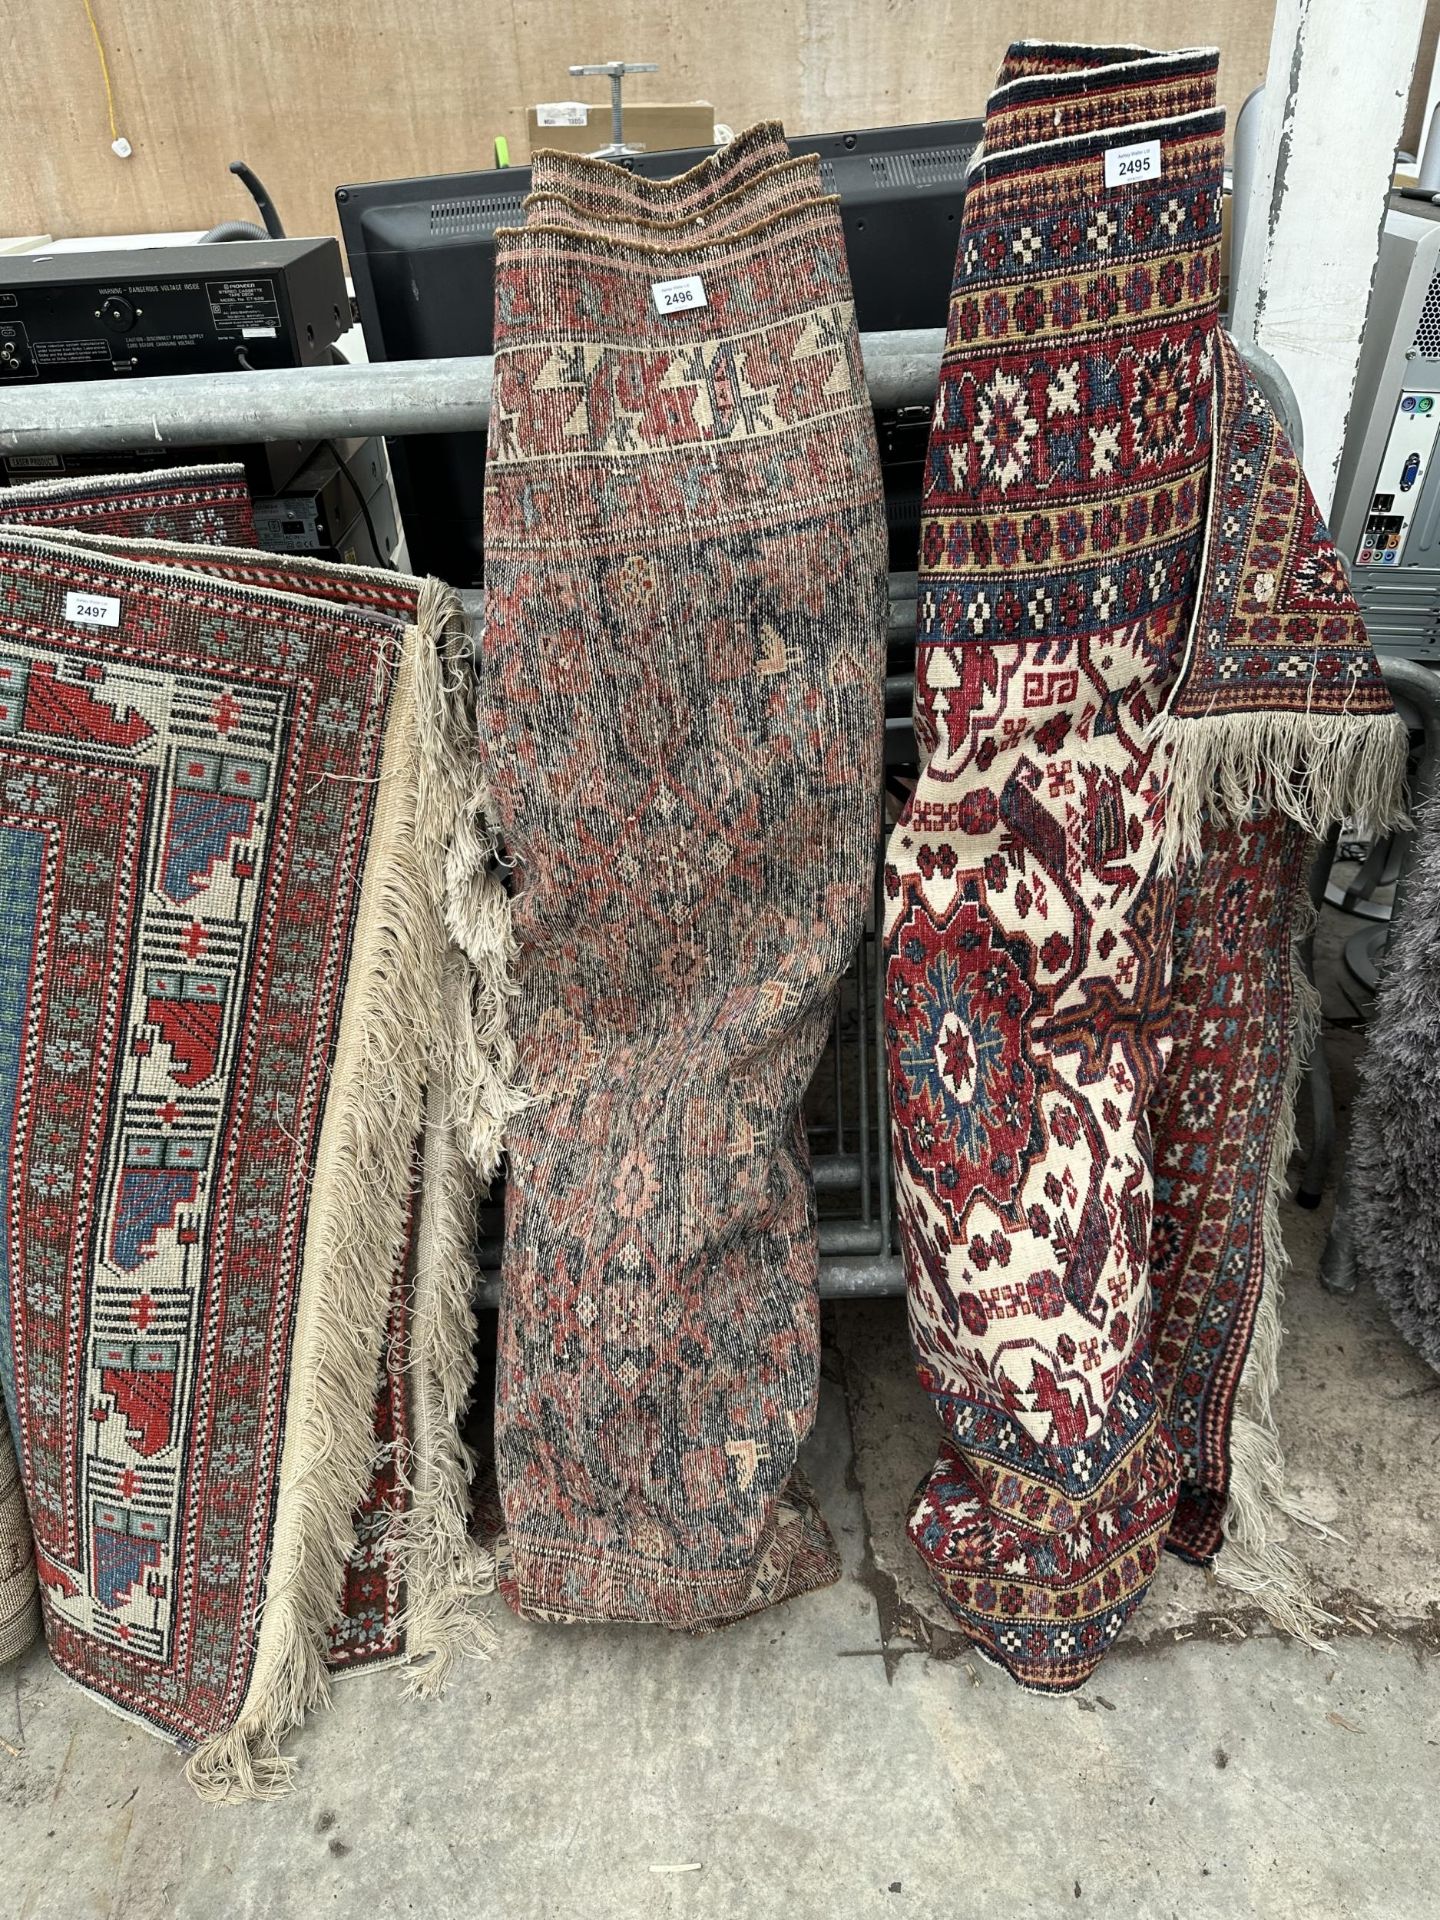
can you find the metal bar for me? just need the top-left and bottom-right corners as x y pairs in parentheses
(812, 1153), (862, 1194)
(815, 1254), (907, 1297)
(0, 329), (949, 457)
(0, 329), (1292, 476)
(0, 357), (498, 457)
(856, 893), (872, 1226)
(474, 1252), (906, 1310)
(479, 1216), (894, 1293)
(873, 855), (893, 1261)
(832, 984), (845, 1157)
(817, 1219), (885, 1256)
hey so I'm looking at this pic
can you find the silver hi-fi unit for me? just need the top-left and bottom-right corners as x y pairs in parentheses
(1332, 197), (1440, 660)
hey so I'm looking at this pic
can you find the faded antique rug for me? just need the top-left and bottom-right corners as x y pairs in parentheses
(0, 488), (513, 1794)
(479, 123), (888, 1625)
(884, 43), (1403, 1688)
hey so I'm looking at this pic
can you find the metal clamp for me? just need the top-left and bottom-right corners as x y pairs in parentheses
(568, 60), (659, 158)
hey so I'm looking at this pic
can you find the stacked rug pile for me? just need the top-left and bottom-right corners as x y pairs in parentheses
(0, 465), (516, 1795)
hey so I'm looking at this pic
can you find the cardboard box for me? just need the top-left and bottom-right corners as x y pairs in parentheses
(525, 101), (716, 160)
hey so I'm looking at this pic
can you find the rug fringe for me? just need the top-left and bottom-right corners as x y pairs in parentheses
(1212, 857), (1340, 1647)
(1151, 708), (1408, 870)
(411, 576), (527, 1170)
(188, 584), (477, 1801)
(387, 1063), (501, 1697)
(400, 1578), (500, 1701)
(393, 580), (520, 1696)
(186, 1603), (334, 1801)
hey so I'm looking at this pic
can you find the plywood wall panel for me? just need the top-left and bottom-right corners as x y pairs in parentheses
(0, 0), (1329, 249)
(0, 0), (530, 243)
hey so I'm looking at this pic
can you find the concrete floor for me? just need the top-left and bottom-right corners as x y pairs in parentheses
(5, 915), (1439, 1920)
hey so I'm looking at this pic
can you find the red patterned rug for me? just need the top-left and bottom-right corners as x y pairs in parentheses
(0, 486), (512, 1794)
(884, 43), (1403, 1689)
(0, 466), (264, 1683)
(1148, 812), (1315, 1570)
(0, 469), (435, 1693)
(1, 464), (257, 548)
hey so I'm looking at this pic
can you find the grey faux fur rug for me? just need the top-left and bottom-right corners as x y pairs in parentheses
(1349, 795), (1440, 1371)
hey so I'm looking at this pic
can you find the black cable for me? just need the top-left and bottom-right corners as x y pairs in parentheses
(323, 437), (392, 569)
(197, 219), (270, 243)
(228, 160), (286, 238)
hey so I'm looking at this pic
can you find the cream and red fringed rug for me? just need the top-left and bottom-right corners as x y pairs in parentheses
(478, 124), (888, 1625)
(0, 467), (261, 1680)
(0, 466), (517, 1794)
(884, 43), (1404, 1689)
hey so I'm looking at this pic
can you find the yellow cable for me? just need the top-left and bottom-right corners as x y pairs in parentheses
(81, 0), (121, 145)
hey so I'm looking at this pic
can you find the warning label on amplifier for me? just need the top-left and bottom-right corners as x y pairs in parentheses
(205, 277), (281, 339)
(33, 337), (112, 368)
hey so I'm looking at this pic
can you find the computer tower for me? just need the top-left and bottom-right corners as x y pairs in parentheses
(1332, 196), (1440, 661)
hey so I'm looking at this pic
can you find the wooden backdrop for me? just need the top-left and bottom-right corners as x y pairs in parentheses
(2, 1), (1294, 246)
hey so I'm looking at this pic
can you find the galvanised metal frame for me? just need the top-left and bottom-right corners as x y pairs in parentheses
(0, 333), (1302, 462)
(0, 332), (948, 456)
(0, 331), (1311, 1304)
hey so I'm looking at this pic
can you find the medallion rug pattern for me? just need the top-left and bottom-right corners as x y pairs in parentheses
(884, 44), (1403, 1689)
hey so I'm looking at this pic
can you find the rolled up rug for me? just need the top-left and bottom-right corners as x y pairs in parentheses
(0, 498), (514, 1794)
(480, 124), (888, 1626)
(885, 43), (1403, 1689)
